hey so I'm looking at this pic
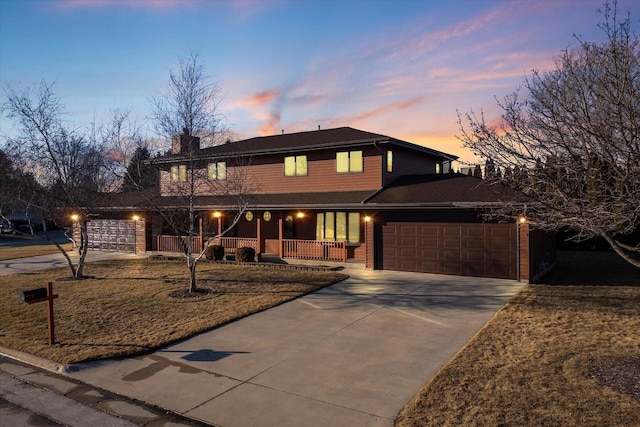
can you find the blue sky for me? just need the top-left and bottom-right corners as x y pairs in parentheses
(1, 0), (638, 164)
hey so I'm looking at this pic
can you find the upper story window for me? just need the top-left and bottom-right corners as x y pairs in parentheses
(208, 161), (227, 180)
(284, 155), (307, 176)
(336, 150), (363, 173)
(387, 150), (393, 173)
(170, 165), (187, 182)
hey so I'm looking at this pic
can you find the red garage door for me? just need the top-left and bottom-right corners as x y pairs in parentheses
(382, 222), (517, 279)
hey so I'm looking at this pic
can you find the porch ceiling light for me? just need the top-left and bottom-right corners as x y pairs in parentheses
(518, 216), (527, 224)
(364, 216), (372, 222)
(296, 212), (305, 219)
(70, 214), (79, 221)
(213, 211), (222, 218)
(132, 215), (140, 221)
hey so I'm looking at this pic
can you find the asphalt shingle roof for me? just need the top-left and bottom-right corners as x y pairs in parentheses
(365, 174), (529, 205)
(156, 127), (457, 161)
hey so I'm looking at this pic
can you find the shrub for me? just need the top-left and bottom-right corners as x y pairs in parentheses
(204, 245), (225, 261)
(236, 246), (256, 263)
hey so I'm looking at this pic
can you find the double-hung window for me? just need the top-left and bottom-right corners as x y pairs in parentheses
(336, 150), (363, 173)
(316, 212), (361, 244)
(208, 162), (227, 180)
(170, 165), (187, 182)
(284, 155), (307, 176)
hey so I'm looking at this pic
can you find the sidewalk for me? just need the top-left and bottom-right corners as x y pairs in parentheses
(0, 354), (205, 426)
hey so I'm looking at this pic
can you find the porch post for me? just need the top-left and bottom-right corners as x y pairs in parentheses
(199, 217), (203, 252)
(278, 215), (283, 258)
(256, 217), (262, 254)
(364, 216), (375, 269)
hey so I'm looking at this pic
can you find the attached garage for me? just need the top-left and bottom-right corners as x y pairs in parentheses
(381, 222), (517, 279)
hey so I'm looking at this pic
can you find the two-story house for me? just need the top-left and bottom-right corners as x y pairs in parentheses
(87, 127), (555, 282)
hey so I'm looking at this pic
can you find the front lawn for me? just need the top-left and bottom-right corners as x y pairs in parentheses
(0, 259), (346, 364)
(396, 251), (640, 426)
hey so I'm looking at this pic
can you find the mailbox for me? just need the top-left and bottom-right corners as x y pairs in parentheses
(21, 287), (48, 303)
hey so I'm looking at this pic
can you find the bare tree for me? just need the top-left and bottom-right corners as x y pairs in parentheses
(150, 54), (253, 293)
(2, 81), (109, 278)
(151, 52), (227, 148)
(458, 2), (640, 268)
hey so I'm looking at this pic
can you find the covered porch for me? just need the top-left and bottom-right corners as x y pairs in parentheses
(156, 209), (373, 264)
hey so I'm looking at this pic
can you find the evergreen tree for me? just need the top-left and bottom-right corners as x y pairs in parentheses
(121, 146), (158, 192)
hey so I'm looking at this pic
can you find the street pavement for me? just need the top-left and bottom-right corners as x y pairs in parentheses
(0, 247), (525, 426)
(0, 247), (142, 276)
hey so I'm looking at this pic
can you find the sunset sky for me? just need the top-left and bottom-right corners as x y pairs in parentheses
(1, 0), (638, 165)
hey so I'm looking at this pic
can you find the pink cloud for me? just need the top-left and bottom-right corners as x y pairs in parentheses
(245, 89), (280, 106)
(259, 112), (281, 136)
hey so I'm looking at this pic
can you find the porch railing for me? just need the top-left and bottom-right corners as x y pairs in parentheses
(157, 235), (346, 262)
(215, 237), (259, 253)
(282, 239), (347, 262)
(157, 235), (258, 254)
(157, 235), (203, 253)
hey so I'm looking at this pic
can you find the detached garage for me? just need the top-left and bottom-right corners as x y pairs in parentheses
(365, 174), (555, 282)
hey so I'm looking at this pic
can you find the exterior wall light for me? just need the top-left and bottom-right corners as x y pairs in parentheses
(70, 214), (79, 222)
(364, 216), (372, 222)
(518, 216), (527, 224)
(296, 212), (305, 219)
(213, 211), (222, 218)
(132, 215), (140, 221)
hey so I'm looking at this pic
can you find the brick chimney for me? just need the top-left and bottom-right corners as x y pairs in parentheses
(171, 127), (200, 154)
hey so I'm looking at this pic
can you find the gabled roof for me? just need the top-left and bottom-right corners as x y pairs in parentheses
(364, 174), (529, 206)
(154, 127), (457, 162)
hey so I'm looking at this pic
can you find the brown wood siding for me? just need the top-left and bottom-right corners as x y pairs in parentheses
(382, 222), (517, 279)
(160, 149), (383, 196)
(384, 148), (437, 186)
(519, 222), (530, 282)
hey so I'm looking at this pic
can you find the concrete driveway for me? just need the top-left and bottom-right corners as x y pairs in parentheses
(66, 266), (525, 427)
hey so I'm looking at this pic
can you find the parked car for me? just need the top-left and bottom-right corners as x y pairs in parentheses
(0, 221), (16, 234)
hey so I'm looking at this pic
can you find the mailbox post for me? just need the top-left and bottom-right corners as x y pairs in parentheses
(21, 282), (58, 345)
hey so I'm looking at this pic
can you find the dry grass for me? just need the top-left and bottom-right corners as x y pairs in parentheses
(0, 259), (346, 364)
(0, 240), (73, 261)
(396, 251), (640, 427)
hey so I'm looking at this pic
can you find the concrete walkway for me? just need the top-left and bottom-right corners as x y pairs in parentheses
(0, 250), (143, 276)
(66, 266), (525, 427)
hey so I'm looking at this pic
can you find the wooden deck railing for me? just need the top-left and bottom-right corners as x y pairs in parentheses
(157, 235), (203, 253)
(157, 235), (346, 262)
(157, 235), (259, 254)
(216, 237), (259, 253)
(282, 239), (347, 262)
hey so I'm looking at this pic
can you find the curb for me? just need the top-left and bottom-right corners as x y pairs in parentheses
(0, 345), (68, 374)
(0, 348), (210, 426)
